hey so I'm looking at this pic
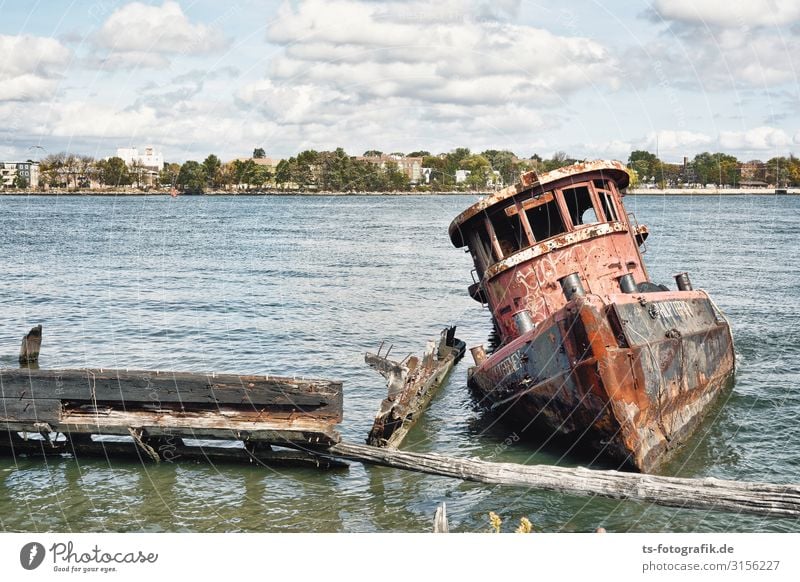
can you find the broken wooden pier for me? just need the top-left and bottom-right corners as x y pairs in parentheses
(2, 328), (344, 468)
(4, 325), (800, 520)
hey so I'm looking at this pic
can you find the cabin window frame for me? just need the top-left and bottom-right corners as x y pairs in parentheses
(556, 180), (610, 229)
(504, 190), (569, 244)
(590, 178), (622, 223)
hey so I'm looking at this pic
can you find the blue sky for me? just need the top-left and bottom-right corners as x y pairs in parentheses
(0, 0), (798, 164)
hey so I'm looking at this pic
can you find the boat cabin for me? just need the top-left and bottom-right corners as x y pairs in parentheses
(449, 160), (650, 343)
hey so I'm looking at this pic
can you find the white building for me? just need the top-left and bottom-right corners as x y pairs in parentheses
(0, 161), (39, 188)
(116, 146), (164, 170)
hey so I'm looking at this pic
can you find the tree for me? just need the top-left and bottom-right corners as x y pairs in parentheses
(129, 160), (146, 188)
(407, 150), (430, 158)
(542, 151), (575, 172)
(251, 164), (273, 189)
(253, 147), (266, 159)
(158, 163), (181, 188)
(628, 150), (659, 183)
(177, 161), (206, 193)
(692, 152), (739, 186)
(202, 154), (222, 188)
(13, 174), (29, 188)
(97, 157), (131, 187)
(363, 150), (382, 157)
(39, 152), (67, 187)
(383, 161), (407, 191)
(481, 149), (518, 185)
(275, 159), (293, 188)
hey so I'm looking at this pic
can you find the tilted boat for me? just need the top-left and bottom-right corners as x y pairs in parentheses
(449, 160), (735, 472)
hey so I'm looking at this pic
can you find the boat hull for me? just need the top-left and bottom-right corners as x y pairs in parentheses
(468, 291), (735, 473)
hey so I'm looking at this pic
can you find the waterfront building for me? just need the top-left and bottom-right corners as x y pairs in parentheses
(355, 154), (424, 184)
(0, 161), (40, 188)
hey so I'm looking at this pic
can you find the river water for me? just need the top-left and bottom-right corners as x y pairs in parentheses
(0, 193), (798, 532)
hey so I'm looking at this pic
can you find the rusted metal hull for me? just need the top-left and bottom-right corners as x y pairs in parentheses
(468, 291), (735, 473)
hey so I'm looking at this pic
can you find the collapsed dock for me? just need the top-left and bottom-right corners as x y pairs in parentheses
(3, 325), (800, 520)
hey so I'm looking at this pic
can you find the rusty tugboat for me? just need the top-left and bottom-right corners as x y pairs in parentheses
(449, 160), (735, 473)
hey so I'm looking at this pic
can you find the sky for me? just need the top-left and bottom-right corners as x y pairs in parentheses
(0, 0), (798, 164)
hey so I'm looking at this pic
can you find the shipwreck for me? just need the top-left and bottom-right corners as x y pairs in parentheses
(449, 160), (735, 473)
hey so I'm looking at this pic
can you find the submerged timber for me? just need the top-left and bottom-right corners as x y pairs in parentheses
(449, 160), (736, 473)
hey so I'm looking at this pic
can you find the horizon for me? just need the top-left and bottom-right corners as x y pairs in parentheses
(0, 1), (798, 164)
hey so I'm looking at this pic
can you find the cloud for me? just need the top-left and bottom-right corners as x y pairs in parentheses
(228, 0), (620, 153)
(651, 0), (800, 28)
(0, 35), (71, 101)
(643, 130), (714, 152)
(92, 1), (228, 69)
(627, 9), (800, 91)
(718, 126), (793, 150)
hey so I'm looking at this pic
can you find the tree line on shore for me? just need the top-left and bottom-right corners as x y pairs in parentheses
(10, 147), (800, 193)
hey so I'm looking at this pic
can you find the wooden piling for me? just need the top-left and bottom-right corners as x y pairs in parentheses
(19, 324), (42, 367)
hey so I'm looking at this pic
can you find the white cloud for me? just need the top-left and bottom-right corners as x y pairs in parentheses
(0, 35), (71, 101)
(266, 0), (615, 104)
(230, 0), (620, 152)
(643, 130), (714, 152)
(719, 126), (792, 150)
(652, 0), (800, 28)
(92, 1), (227, 69)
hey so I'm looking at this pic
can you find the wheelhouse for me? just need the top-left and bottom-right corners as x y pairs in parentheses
(449, 160), (650, 343)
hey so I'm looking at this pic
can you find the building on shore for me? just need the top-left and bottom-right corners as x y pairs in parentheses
(0, 161), (40, 188)
(355, 154), (423, 185)
(116, 146), (164, 186)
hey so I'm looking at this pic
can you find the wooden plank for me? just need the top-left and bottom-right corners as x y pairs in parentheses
(0, 368), (342, 420)
(0, 397), (61, 423)
(57, 408), (340, 444)
(366, 327), (465, 448)
(324, 442), (800, 518)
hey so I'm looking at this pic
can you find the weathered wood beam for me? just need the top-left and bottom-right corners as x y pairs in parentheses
(0, 367), (342, 419)
(366, 327), (465, 448)
(324, 442), (800, 518)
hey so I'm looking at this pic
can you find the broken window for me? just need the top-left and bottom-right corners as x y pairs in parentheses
(594, 180), (620, 222)
(562, 185), (600, 226)
(525, 196), (566, 241)
(490, 207), (527, 257)
(468, 228), (494, 272)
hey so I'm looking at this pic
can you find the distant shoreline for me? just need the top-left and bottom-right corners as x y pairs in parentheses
(1, 188), (797, 197)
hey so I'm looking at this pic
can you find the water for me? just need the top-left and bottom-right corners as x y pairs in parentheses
(0, 193), (798, 532)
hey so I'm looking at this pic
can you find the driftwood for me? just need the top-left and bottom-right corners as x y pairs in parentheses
(19, 325), (42, 367)
(366, 327), (465, 448)
(325, 442), (800, 518)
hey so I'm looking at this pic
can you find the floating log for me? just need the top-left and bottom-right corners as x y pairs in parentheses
(366, 327), (465, 448)
(324, 442), (800, 518)
(19, 324), (42, 367)
(0, 366), (343, 467)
